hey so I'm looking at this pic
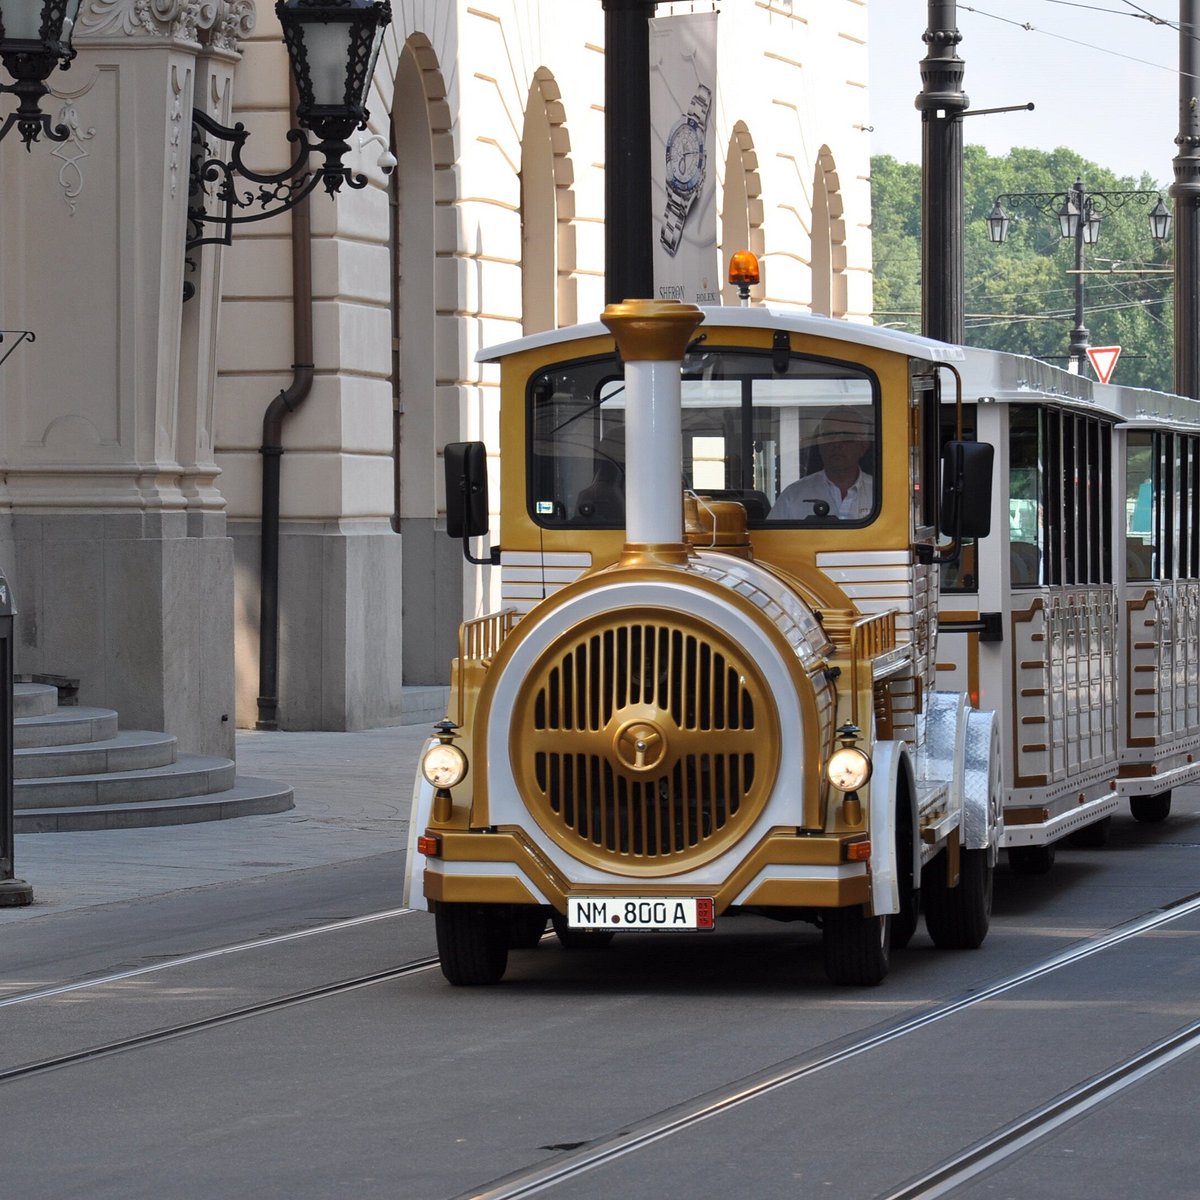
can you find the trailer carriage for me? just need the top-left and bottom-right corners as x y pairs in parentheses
(936, 347), (1200, 872)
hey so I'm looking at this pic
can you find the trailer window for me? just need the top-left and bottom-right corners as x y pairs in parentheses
(1009, 406), (1112, 587)
(1009, 407), (1045, 586)
(526, 348), (880, 528)
(1126, 431), (1200, 581)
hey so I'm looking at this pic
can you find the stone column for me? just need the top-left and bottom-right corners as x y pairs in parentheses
(0, 0), (254, 757)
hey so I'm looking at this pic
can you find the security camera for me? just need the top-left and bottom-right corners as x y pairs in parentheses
(359, 132), (396, 178)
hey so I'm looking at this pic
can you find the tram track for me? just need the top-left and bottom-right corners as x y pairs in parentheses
(880, 1016), (1200, 1199)
(0, 952), (441, 1087)
(3, 890), (1198, 1195)
(455, 889), (1200, 1200)
(0, 905), (414, 1009)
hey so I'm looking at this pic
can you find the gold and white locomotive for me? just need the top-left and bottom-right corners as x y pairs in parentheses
(405, 298), (1004, 986)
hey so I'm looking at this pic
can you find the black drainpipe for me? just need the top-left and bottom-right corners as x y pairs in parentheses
(256, 90), (314, 730)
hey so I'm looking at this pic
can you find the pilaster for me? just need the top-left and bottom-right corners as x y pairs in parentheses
(0, 0), (256, 756)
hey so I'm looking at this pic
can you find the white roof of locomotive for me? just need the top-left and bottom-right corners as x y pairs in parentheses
(477, 305), (966, 365)
(477, 307), (1200, 431)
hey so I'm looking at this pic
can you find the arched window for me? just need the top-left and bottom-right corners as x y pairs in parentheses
(390, 35), (459, 686)
(811, 146), (848, 318)
(720, 121), (765, 305)
(521, 67), (577, 333)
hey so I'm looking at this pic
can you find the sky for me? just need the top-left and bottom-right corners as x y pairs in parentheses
(868, 1), (1184, 184)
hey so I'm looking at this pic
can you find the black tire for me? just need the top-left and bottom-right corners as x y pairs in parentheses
(1007, 844), (1056, 876)
(923, 847), (992, 949)
(891, 801), (919, 950)
(435, 903), (509, 986)
(551, 913), (616, 949)
(822, 906), (891, 986)
(507, 907), (548, 948)
(1068, 816), (1111, 848)
(890, 886), (920, 950)
(1131, 791), (1172, 824)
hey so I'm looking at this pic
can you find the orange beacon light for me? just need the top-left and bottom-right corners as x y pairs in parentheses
(728, 250), (760, 305)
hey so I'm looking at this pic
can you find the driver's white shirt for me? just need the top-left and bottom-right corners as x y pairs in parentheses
(770, 469), (873, 520)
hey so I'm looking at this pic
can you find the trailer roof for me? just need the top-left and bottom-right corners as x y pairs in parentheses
(959, 345), (1200, 428)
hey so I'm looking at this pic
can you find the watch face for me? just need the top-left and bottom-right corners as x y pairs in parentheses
(665, 120), (706, 193)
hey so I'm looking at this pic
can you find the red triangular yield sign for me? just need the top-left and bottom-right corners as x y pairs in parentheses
(1087, 345), (1121, 384)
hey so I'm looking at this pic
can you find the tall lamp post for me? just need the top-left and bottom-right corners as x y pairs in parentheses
(1172, 0), (1200, 398)
(985, 179), (1171, 376)
(917, 0), (969, 345)
(601, 0), (657, 305)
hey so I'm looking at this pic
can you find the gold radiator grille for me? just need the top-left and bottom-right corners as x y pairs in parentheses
(510, 614), (780, 874)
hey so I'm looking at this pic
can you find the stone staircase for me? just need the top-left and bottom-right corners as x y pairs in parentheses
(14, 683), (294, 832)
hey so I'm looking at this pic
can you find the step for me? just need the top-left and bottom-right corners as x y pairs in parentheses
(15, 707), (119, 749)
(14, 682), (59, 718)
(400, 685), (450, 726)
(14, 730), (178, 780)
(15, 776), (295, 832)
(15, 754), (237, 810)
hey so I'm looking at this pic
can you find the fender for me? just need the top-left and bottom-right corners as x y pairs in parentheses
(402, 738), (438, 908)
(919, 691), (968, 819)
(962, 708), (1003, 860)
(867, 741), (918, 917)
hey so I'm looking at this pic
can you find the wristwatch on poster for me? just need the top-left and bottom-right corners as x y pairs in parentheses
(660, 84), (712, 257)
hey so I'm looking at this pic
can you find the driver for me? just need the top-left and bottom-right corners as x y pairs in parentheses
(769, 411), (873, 520)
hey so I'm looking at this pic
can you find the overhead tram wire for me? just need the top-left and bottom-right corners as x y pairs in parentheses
(960, 3), (1197, 75)
(1118, 0), (1185, 31)
(1044, 0), (1170, 17)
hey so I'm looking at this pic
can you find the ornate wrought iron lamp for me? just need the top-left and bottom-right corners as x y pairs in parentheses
(985, 178), (1171, 376)
(0, 0), (82, 147)
(187, 0), (391, 280)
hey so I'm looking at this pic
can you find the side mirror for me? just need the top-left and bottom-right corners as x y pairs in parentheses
(941, 440), (993, 541)
(444, 442), (495, 564)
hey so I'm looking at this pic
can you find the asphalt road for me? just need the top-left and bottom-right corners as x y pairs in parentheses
(2, 795), (1198, 1200)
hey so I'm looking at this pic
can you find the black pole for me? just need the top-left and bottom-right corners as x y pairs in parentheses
(0, 571), (31, 906)
(1173, 0), (1200, 398)
(917, 0), (969, 344)
(603, 0), (656, 304)
(1068, 182), (1091, 375)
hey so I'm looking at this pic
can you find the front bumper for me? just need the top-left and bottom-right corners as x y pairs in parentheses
(421, 827), (870, 913)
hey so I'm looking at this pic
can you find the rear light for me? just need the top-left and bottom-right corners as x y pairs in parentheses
(417, 834), (442, 857)
(845, 840), (872, 862)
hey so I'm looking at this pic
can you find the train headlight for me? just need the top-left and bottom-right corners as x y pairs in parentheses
(826, 746), (872, 793)
(422, 742), (468, 789)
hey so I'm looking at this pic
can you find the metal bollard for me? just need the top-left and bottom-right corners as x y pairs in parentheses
(0, 570), (31, 906)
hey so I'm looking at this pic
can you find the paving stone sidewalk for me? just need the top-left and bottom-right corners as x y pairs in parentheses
(1, 726), (432, 921)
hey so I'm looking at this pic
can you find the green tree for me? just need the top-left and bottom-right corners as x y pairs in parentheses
(871, 146), (1174, 391)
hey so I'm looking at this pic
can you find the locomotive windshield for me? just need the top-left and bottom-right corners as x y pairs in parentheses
(527, 347), (880, 528)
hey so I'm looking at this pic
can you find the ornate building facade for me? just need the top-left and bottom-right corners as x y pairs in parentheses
(0, 0), (873, 746)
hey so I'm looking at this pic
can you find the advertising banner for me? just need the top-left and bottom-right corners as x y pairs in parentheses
(650, 11), (719, 304)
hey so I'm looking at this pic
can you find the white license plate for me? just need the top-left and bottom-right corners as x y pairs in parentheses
(567, 897), (715, 930)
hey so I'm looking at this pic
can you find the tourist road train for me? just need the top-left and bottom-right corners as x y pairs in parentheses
(403, 295), (1200, 986)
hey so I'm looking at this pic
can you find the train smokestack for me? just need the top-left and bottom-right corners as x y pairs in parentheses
(600, 299), (705, 561)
